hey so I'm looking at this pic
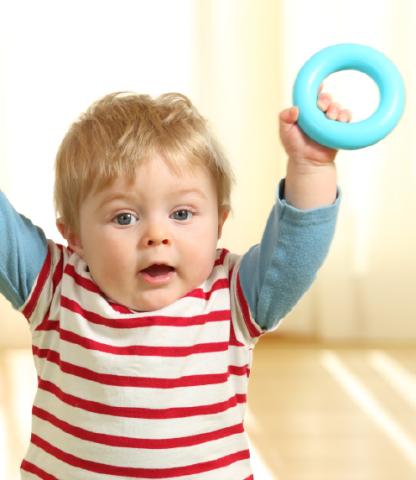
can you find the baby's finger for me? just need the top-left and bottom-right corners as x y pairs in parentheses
(338, 109), (352, 123)
(326, 102), (341, 120)
(317, 92), (332, 112)
(279, 106), (299, 125)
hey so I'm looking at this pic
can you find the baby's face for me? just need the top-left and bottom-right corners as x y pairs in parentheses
(69, 154), (227, 311)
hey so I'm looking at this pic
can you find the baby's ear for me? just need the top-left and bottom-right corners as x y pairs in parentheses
(56, 219), (84, 256)
(217, 207), (230, 239)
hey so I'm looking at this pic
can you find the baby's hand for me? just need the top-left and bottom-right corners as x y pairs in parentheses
(317, 89), (352, 123)
(279, 88), (352, 167)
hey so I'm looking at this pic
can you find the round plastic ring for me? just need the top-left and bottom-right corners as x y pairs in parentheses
(292, 43), (405, 150)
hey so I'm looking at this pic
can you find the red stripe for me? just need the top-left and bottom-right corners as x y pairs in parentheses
(21, 460), (57, 480)
(33, 247), (64, 332)
(31, 433), (250, 478)
(38, 378), (246, 418)
(186, 278), (229, 300)
(61, 295), (230, 328)
(228, 364), (250, 377)
(65, 263), (101, 293)
(34, 313), (55, 333)
(108, 301), (135, 314)
(33, 405), (244, 449)
(236, 274), (262, 339)
(51, 244), (64, 293)
(214, 248), (229, 267)
(33, 347), (238, 388)
(35, 319), (59, 331)
(22, 247), (52, 319)
(65, 264), (134, 314)
(59, 328), (229, 357)
(229, 319), (245, 347)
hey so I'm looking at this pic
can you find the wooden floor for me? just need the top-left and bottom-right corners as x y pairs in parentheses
(1, 336), (416, 480)
(247, 336), (416, 480)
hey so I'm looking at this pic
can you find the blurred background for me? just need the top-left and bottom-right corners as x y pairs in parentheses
(0, 1), (415, 479)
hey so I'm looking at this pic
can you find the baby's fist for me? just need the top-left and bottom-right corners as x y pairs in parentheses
(279, 90), (351, 166)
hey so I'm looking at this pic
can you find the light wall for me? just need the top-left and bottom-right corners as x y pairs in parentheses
(1, 0), (416, 345)
(191, 0), (285, 253)
(0, 0), (196, 347)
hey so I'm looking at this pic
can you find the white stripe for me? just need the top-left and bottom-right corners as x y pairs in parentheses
(321, 351), (416, 467)
(31, 414), (249, 468)
(56, 311), (232, 348)
(34, 386), (245, 438)
(64, 279), (233, 319)
(368, 350), (416, 409)
(55, 341), (234, 378)
(36, 364), (244, 409)
(23, 442), (251, 480)
(38, 316), (233, 349)
(20, 474), (39, 480)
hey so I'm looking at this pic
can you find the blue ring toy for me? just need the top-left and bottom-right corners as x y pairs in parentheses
(292, 43), (405, 150)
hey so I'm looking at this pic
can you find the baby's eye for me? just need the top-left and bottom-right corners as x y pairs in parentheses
(171, 209), (193, 221)
(113, 213), (138, 226)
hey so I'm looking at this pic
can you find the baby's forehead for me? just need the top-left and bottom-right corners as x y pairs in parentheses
(92, 158), (216, 199)
(130, 156), (214, 181)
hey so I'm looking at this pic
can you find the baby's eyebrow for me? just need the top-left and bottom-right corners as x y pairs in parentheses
(171, 188), (207, 199)
(95, 192), (136, 210)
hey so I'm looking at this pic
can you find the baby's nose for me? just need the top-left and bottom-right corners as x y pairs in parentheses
(146, 237), (169, 247)
(142, 222), (171, 247)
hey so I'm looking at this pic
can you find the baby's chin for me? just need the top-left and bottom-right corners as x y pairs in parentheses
(129, 299), (176, 313)
(118, 290), (189, 314)
(101, 274), (209, 313)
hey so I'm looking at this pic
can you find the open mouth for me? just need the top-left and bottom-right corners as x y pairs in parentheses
(141, 264), (175, 277)
(139, 264), (175, 284)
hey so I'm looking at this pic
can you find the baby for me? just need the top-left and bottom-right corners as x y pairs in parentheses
(0, 91), (349, 479)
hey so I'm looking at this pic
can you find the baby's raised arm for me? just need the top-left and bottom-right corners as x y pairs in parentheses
(237, 93), (349, 331)
(0, 192), (47, 308)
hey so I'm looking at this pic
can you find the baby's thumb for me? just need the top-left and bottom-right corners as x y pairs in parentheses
(279, 107), (299, 141)
(279, 106), (299, 126)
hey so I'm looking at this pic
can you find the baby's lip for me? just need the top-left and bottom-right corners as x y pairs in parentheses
(140, 264), (175, 278)
(139, 263), (176, 286)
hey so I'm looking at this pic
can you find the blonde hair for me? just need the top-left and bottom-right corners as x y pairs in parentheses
(54, 92), (234, 233)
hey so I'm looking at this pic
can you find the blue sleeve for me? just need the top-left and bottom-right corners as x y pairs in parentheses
(0, 191), (48, 309)
(239, 179), (340, 330)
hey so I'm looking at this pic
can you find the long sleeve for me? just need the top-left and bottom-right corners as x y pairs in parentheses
(0, 191), (48, 308)
(239, 179), (340, 331)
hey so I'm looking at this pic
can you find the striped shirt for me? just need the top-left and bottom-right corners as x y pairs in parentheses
(20, 243), (262, 479)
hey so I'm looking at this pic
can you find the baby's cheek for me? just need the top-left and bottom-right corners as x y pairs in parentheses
(193, 251), (218, 282)
(89, 262), (116, 291)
